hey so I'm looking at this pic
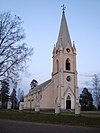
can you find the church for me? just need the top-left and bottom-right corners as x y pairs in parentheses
(24, 6), (79, 111)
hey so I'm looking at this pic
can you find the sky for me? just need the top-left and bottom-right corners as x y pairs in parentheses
(0, 0), (100, 94)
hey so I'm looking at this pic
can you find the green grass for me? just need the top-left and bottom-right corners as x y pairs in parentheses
(0, 109), (100, 127)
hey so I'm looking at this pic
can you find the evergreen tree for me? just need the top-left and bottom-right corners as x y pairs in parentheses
(79, 88), (94, 111)
(30, 79), (38, 90)
(0, 79), (10, 108)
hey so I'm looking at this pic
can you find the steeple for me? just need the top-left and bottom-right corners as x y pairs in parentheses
(56, 5), (72, 48)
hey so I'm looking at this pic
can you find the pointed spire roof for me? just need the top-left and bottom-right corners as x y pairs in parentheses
(56, 6), (72, 48)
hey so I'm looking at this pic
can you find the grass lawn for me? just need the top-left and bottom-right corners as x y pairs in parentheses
(0, 109), (100, 127)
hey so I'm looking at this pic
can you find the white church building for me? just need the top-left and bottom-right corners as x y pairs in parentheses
(24, 7), (79, 111)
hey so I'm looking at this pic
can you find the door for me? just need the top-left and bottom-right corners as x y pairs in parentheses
(66, 95), (71, 109)
(66, 100), (71, 109)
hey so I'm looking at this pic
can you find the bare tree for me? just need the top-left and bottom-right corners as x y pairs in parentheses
(0, 11), (33, 82)
(92, 74), (100, 110)
(18, 88), (24, 102)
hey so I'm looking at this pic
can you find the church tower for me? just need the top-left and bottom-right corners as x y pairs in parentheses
(52, 5), (78, 110)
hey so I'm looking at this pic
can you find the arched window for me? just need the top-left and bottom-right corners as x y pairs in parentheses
(56, 59), (59, 72)
(66, 58), (70, 70)
(67, 95), (71, 100)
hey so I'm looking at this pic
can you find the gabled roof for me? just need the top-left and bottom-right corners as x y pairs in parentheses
(29, 79), (52, 93)
(56, 10), (72, 48)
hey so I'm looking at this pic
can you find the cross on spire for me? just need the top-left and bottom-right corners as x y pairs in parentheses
(61, 4), (66, 13)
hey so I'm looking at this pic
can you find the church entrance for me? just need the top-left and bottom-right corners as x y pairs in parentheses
(66, 96), (71, 109)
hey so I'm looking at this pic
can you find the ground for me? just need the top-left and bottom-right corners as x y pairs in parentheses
(0, 120), (100, 133)
(0, 110), (100, 127)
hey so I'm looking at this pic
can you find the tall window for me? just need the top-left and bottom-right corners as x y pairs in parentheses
(66, 58), (70, 70)
(56, 59), (59, 72)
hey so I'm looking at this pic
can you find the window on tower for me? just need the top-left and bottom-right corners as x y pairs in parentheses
(56, 59), (59, 72)
(66, 48), (70, 53)
(56, 50), (58, 54)
(66, 58), (70, 70)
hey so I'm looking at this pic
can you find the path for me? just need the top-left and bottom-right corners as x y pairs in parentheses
(0, 120), (100, 133)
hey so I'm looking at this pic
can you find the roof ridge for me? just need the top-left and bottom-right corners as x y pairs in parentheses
(29, 79), (52, 93)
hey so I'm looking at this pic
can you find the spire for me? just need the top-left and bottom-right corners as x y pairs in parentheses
(56, 5), (72, 48)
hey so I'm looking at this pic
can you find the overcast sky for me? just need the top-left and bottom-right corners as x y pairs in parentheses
(0, 0), (100, 94)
